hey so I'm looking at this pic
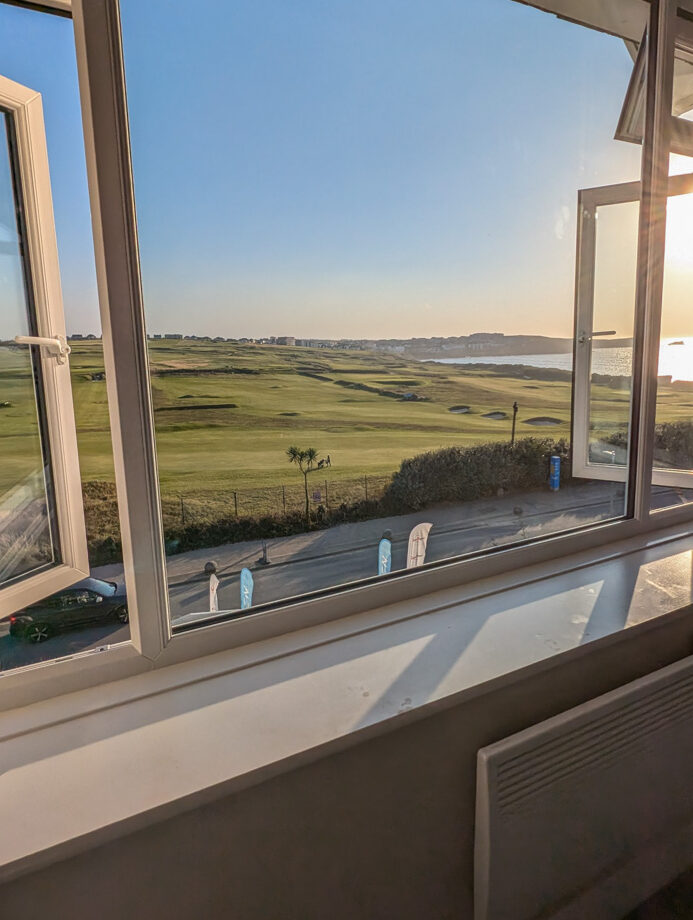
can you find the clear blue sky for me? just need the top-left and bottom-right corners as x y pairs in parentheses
(1, 0), (642, 339)
(0, 3), (98, 338)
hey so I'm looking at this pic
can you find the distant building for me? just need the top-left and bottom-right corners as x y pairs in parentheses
(68, 334), (84, 341)
(276, 336), (296, 346)
(164, 333), (183, 340)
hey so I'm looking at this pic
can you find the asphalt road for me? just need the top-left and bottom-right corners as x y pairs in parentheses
(2, 480), (690, 672)
(167, 480), (627, 622)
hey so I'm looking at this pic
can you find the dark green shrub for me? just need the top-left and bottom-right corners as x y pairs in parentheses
(604, 421), (693, 468)
(88, 535), (122, 566)
(382, 437), (571, 513)
(653, 421), (693, 468)
(167, 510), (311, 553)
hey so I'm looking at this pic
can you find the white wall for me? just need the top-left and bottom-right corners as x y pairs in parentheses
(3, 605), (692, 920)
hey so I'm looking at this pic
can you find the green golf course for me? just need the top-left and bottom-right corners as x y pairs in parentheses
(1, 338), (691, 547)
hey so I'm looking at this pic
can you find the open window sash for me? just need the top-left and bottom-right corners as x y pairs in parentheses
(616, 23), (693, 156)
(0, 73), (88, 615)
(615, 7), (693, 266)
(572, 172), (693, 488)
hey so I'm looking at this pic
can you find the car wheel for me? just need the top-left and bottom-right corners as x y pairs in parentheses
(26, 623), (51, 643)
(115, 606), (129, 624)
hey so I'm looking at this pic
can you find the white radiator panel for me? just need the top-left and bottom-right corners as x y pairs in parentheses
(475, 656), (693, 920)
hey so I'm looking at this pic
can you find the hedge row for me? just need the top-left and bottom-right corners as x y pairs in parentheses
(653, 421), (693, 467)
(381, 437), (571, 513)
(605, 421), (693, 469)
(164, 498), (383, 555)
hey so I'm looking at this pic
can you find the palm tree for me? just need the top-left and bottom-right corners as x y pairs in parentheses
(286, 445), (320, 526)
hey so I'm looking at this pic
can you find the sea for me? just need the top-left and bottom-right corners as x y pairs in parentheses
(430, 337), (693, 382)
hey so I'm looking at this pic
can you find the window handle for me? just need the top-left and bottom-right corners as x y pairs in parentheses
(14, 334), (71, 365)
(577, 329), (616, 345)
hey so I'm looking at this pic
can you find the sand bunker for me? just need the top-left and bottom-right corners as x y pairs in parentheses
(482, 411), (508, 420)
(525, 416), (563, 426)
(448, 405), (471, 414)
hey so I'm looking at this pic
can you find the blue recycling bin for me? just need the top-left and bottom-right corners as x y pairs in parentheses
(549, 455), (561, 491)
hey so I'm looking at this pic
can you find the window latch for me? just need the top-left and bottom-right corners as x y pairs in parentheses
(14, 334), (71, 365)
(577, 329), (616, 345)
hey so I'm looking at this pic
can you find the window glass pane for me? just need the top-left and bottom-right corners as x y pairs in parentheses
(651, 153), (693, 510)
(586, 199), (637, 477)
(671, 30), (693, 120)
(120, 0), (642, 625)
(0, 111), (58, 583)
(0, 4), (130, 670)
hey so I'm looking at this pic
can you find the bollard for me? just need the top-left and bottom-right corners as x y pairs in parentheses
(549, 455), (561, 491)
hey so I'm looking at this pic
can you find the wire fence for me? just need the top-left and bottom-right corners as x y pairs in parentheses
(159, 474), (393, 528)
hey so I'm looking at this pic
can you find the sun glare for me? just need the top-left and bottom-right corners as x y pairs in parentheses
(665, 192), (693, 269)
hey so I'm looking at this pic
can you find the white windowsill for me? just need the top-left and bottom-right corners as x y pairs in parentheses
(1, 524), (692, 884)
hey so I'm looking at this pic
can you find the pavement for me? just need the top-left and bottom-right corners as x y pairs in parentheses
(2, 479), (690, 672)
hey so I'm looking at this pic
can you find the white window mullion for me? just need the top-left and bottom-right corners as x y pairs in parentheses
(72, 0), (170, 659)
(625, 1), (672, 522)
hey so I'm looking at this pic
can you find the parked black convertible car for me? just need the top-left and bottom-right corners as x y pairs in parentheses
(9, 577), (128, 643)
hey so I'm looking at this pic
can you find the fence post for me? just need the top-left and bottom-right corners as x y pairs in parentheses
(179, 493), (185, 525)
(364, 475), (368, 501)
(233, 491), (238, 517)
(282, 485), (286, 513)
(325, 480), (329, 509)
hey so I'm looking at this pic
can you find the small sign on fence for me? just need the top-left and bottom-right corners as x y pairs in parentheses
(312, 489), (322, 502)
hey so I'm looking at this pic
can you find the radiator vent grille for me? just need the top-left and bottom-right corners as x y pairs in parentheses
(475, 656), (693, 920)
(496, 671), (693, 815)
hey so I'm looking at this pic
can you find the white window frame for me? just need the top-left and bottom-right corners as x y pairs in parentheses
(616, 22), (693, 157)
(0, 72), (89, 614)
(3, 0), (693, 711)
(572, 171), (693, 488)
(636, 0), (693, 516)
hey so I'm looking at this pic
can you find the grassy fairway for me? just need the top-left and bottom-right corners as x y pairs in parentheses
(1, 339), (692, 519)
(145, 341), (574, 492)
